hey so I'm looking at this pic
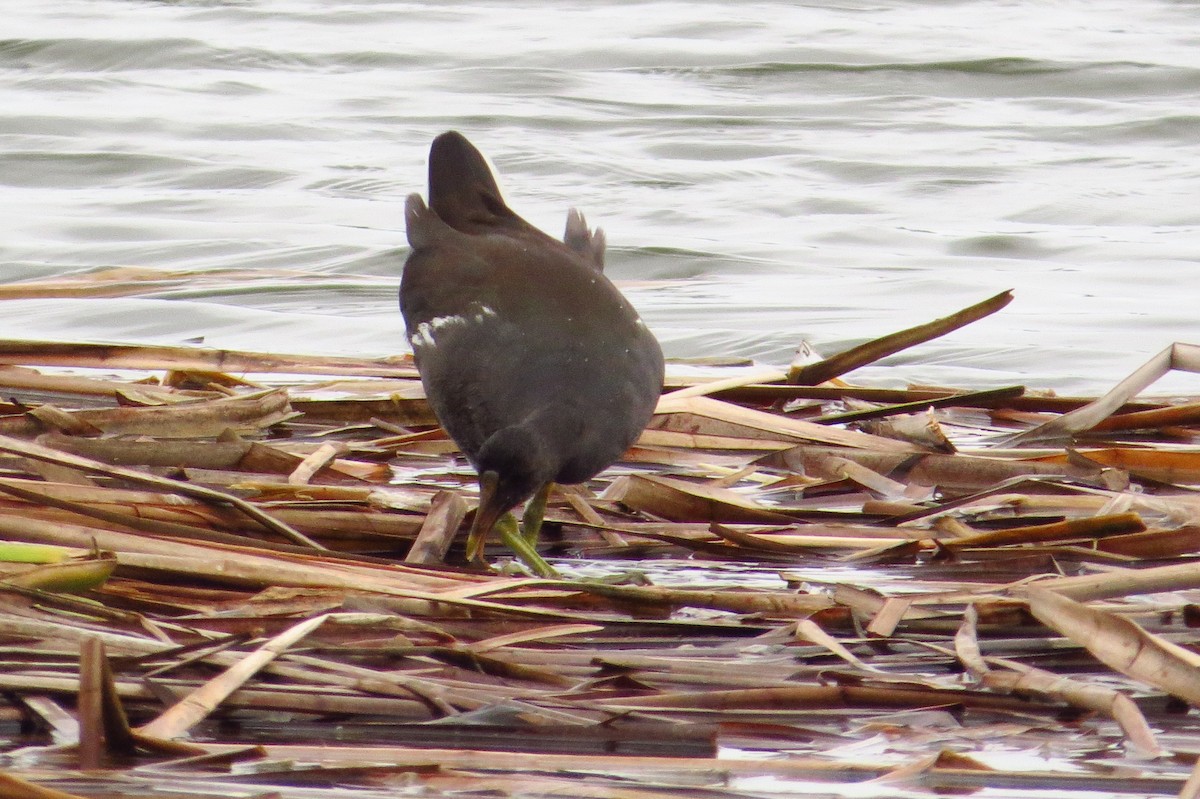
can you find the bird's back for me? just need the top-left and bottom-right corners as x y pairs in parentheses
(400, 133), (663, 485)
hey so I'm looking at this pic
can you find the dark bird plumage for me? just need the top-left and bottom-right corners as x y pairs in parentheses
(400, 132), (664, 569)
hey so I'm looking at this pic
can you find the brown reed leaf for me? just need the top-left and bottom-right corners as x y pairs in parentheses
(788, 290), (1013, 385)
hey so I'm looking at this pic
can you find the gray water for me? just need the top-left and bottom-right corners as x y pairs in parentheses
(3, 1), (1199, 394)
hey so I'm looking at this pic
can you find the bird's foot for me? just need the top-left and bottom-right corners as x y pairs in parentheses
(494, 513), (558, 578)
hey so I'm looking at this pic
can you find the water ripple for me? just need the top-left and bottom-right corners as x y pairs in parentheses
(1, 0), (1198, 393)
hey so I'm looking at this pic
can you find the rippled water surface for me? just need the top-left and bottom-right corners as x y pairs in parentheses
(3, 1), (1199, 393)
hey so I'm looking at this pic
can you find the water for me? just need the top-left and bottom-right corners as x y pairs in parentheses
(2, 0), (1199, 394)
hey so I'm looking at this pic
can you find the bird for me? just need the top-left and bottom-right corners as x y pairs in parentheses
(400, 131), (664, 575)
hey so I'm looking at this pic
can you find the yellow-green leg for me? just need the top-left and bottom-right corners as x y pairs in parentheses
(464, 474), (558, 577)
(521, 482), (553, 545)
(494, 513), (557, 578)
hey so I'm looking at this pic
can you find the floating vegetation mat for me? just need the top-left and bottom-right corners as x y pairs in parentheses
(2, 302), (1200, 796)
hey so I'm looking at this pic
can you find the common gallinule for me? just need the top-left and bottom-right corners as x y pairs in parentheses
(400, 132), (664, 575)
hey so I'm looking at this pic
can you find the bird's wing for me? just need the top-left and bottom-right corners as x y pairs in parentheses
(563, 208), (606, 272)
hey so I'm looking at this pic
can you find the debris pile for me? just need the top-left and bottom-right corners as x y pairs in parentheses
(1, 283), (1199, 797)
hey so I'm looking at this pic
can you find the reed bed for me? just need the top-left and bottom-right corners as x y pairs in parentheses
(1, 280), (1200, 797)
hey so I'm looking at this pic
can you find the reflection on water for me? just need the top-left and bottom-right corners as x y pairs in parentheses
(1, 1), (1199, 394)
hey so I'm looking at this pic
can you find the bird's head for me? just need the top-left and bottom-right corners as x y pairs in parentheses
(465, 425), (555, 559)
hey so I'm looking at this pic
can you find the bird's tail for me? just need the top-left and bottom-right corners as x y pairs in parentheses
(428, 131), (516, 233)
